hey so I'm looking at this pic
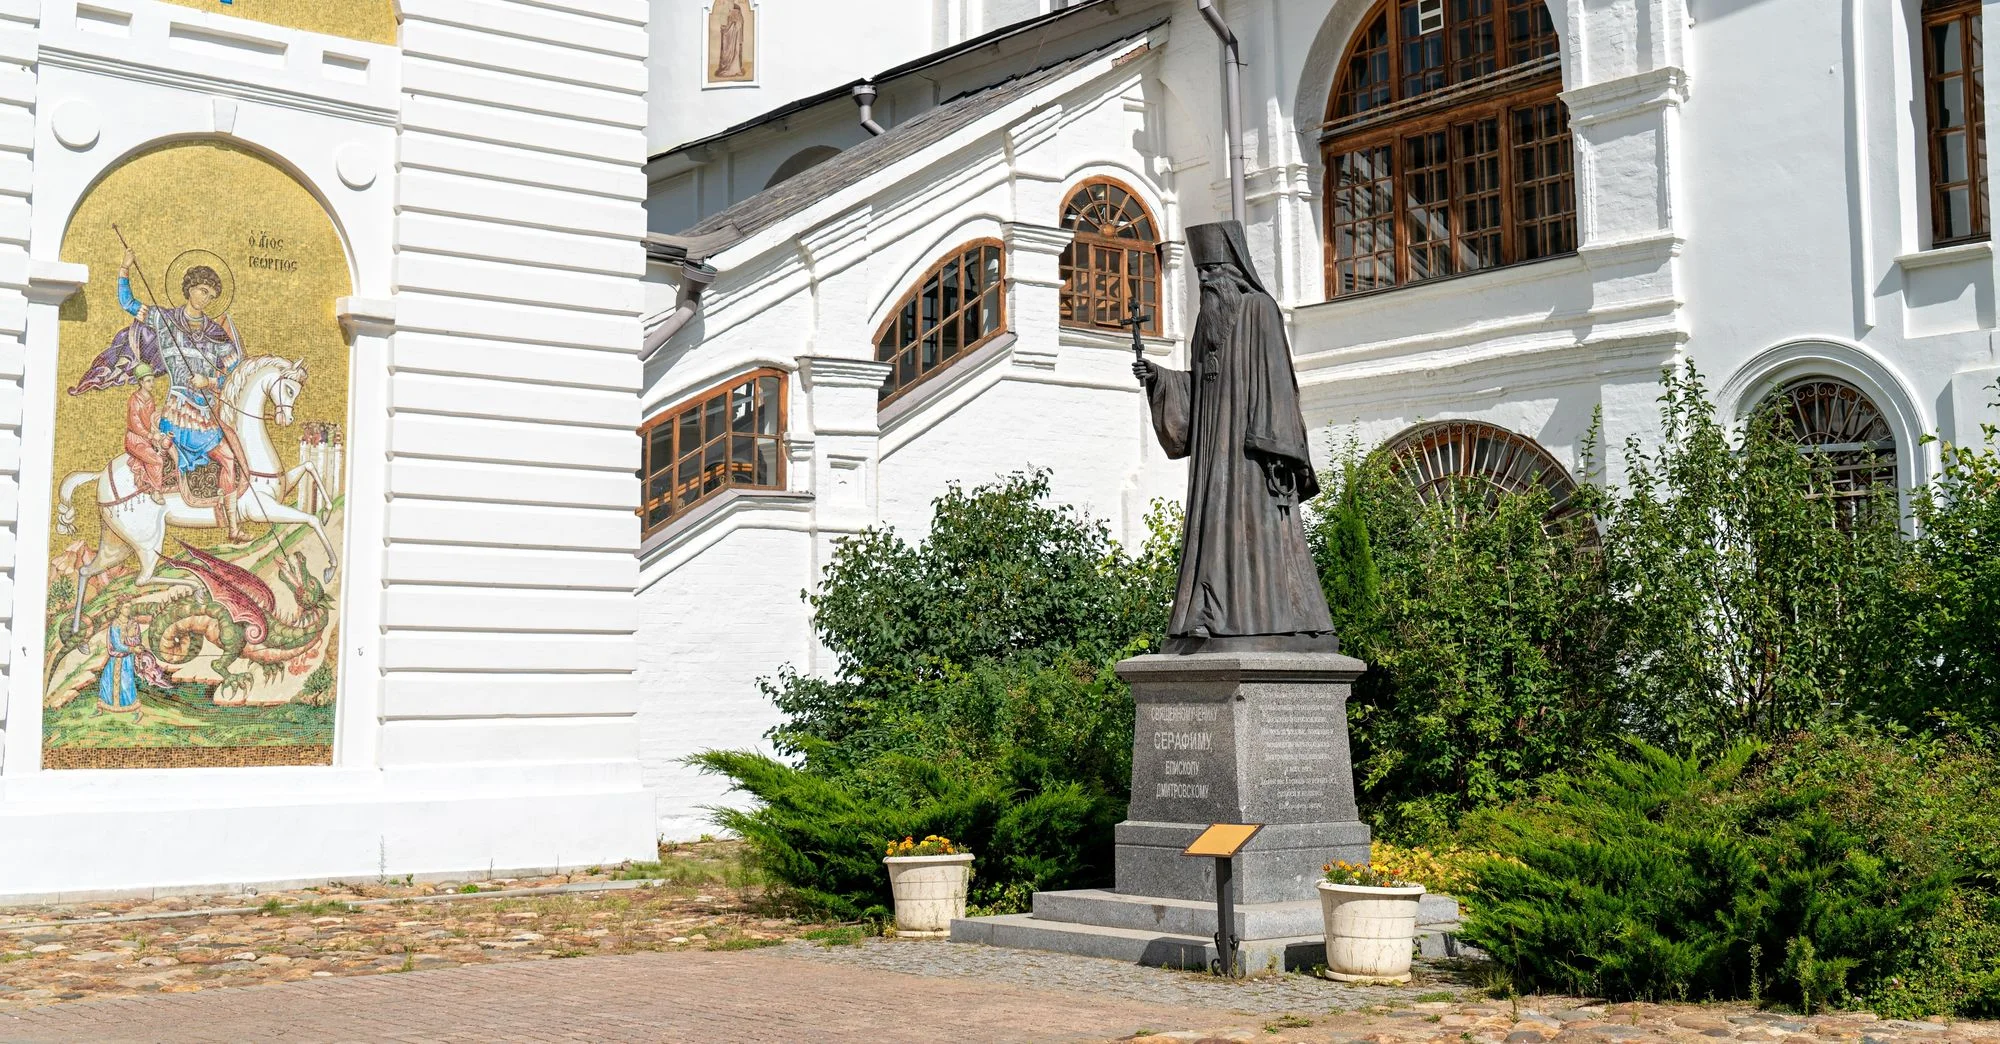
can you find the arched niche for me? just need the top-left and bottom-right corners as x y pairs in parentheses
(42, 139), (356, 770)
(766, 145), (842, 189)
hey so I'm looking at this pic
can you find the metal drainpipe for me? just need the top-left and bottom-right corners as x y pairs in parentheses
(640, 260), (719, 364)
(1195, 0), (1248, 225)
(852, 83), (887, 136)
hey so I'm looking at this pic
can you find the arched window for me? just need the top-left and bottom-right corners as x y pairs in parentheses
(640, 368), (787, 535)
(1379, 420), (1579, 516)
(1322, 0), (1575, 299)
(1058, 179), (1161, 334)
(1923, 0), (1988, 245)
(875, 240), (1007, 406)
(1767, 378), (1900, 500)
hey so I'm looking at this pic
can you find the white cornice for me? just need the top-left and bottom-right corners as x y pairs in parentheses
(40, 47), (398, 126)
(798, 356), (893, 390)
(1004, 222), (1076, 256)
(1562, 67), (1690, 127)
(23, 260), (88, 306)
(336, 296), (397, 339)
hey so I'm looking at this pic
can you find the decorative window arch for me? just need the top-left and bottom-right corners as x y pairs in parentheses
(1764, 377), (1900, 500)
(1378, 420), (1579, 515)
(640, 368), (787, 536)
(1321, 0), (1575, 299)
(1923, 0), (1988, 246)
(1058, 178), (1161, 335)
(874, 240), (1007, 406)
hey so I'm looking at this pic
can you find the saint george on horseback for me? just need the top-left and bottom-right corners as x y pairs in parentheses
(53, 231), (337, 635)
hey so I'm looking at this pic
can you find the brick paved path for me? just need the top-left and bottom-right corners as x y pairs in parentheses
(0, 945), (1243, 1043)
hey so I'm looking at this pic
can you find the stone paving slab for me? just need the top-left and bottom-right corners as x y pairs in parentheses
(3, 932), (1998, 1044)
(0, 945), (1243, 1043)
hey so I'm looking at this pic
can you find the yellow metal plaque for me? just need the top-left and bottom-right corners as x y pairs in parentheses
(1182, 823), (1262, 859)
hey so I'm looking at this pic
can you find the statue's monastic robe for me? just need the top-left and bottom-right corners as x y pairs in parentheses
(1144, 221), (1337, 653)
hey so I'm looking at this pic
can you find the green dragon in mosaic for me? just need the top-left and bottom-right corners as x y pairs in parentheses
(50, 547), (333, 699)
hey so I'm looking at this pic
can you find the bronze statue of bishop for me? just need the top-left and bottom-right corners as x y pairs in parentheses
(1133, 221), (1338, 654)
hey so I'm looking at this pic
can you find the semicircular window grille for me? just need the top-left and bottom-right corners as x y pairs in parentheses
(1765, 377), (1900, 500)
(1377, 420), (1580, 517)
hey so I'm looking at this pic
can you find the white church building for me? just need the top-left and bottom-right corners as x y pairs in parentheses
(0, 0), (1994, 898)
(636, 0), (2000, 838)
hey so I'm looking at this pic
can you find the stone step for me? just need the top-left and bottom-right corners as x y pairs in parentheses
(949, 913), (1326, 975)
(1031, 888), (1462, 939)
(950, 911), (1484, 971)
(1032, 889), (1321, 939)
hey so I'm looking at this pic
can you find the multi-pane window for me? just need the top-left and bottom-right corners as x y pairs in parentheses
(1769, 378), (1900, 504)
(639, 370), (786, 536)
(875, 241), (1006, 406)
(1924, 0), (1988, 246)
(1059, 180), (1161, 334)
(1323, 0), (1575, 298)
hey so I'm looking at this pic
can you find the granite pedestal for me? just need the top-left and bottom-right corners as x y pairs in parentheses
(952, 651), (1383, 971)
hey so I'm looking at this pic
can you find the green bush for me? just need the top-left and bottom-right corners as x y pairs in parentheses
(1607, 369), (1906, 752)
(1458, 724), (1999, 1014)
(1309, 453), (1621, 843)
(764, 470), (1168, 771)
(698, 472), (1170, 915)
(1858, 413), (2000, 732)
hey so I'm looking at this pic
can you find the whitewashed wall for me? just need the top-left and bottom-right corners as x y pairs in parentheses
(638, 39), (1184, 838)
(0, 0), (656, 900)
(647, 0), (937, 156)
(1249, 0), (2000, 483)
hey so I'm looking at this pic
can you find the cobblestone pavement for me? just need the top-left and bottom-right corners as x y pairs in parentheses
(3, 936), (1997, 1043)
(0, 843), (822, 1010)
(1119, 999), (2000, 1044)
(0, 944), (1241, 1043)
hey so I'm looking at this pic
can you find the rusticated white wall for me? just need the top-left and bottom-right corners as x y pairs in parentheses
(0, 0), (657, 901)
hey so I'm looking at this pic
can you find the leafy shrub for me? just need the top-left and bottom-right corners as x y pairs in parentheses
(699, 471), (1170, 915)
(1858, 413), (2000, 732)
(694, 747), (1119, 920)
(1607, 369), (1906, 752)
(1457, 724), (2000, 1014)
(765, 470), (1168, 771)
(1309, 454), (1621, 843)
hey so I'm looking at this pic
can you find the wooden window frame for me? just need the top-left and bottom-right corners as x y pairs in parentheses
(874, 240), (1008, 408)
(1924, 0), (1989, 247)
(1321, 0), (1576, 300)
(638, 368), (788, 538)
(1059, 177), (1163, 336)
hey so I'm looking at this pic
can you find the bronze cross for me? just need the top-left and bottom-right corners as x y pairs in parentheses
(1119, 299), (1153, 363)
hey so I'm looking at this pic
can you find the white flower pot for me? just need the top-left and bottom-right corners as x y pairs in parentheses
(884, 852), (974, 936)
(1318, 880), (1426, 983)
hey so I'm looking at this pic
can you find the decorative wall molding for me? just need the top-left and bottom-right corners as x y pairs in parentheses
(40, 48), (397, 125)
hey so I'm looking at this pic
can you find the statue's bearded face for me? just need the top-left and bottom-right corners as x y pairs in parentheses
(1198, 262), (1253, 298)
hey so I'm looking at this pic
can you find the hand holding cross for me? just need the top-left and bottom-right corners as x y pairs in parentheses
(1122, 300), (1156, 387)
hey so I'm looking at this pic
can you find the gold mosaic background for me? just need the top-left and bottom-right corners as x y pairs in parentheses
(159, 0), (397, 45)
(44, 140), (353, 768)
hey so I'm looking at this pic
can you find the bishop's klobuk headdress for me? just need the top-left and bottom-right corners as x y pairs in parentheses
(1185, 220), (1270, 297)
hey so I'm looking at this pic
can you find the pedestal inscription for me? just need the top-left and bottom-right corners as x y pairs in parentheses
(1116, 652), (1369, 904)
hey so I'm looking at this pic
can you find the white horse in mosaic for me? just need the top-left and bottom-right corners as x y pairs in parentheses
(55, 356), (337, 632)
